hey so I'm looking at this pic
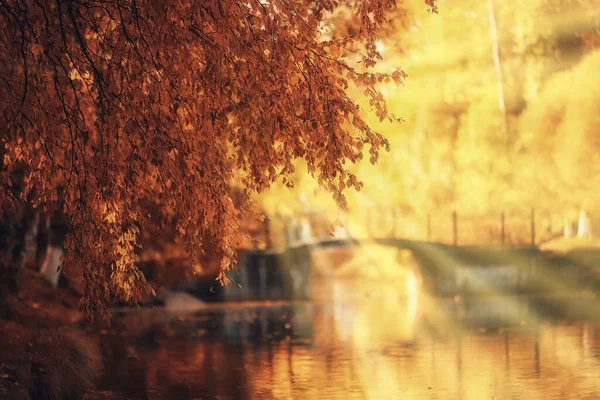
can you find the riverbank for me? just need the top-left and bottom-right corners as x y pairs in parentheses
(540, 236), (600, 252)
(0, 267), (101, 400)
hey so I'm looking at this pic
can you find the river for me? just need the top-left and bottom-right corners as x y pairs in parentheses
(93, 278), (600, 399)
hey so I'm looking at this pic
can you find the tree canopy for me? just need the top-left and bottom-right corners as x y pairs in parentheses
(0, 0), (437, 316)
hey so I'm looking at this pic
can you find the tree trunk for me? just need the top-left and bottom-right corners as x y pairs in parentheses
(0, 210), (26, 319)
(578, 210), (592, 237)
(39, 211), (70, 288)
(488, 0), (509, 142)
(564, 213), (574, 238)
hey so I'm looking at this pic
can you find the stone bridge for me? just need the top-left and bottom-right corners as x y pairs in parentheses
(210, 237), (545, 302)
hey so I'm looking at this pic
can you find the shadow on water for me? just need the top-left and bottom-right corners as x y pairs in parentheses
(95, 279), (600, 399)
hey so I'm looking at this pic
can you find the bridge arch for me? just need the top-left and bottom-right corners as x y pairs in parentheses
(188, 237), (541, 302)
(286, 238), (541, 296)
(296, 238), (451, 293)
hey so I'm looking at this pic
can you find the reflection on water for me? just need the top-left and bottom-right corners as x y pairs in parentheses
(97, 279), (600, 399)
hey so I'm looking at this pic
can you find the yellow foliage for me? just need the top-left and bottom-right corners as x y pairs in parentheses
(258, 0), (600, 228)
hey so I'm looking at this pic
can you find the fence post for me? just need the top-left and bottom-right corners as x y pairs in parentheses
(392, 207), (398, 239)
(263, 215), (272, 249)
(530, 208), (536, 247)
(427, 214), (432, 242)
(283, 216), (292, 248)
(501, 212), (505, 246)
(452, 211), (458, 247)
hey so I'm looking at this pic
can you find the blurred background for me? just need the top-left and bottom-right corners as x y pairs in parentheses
(256, 0), (600, 242)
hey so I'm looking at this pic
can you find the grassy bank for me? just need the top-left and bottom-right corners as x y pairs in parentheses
(0, 267), (102, 400)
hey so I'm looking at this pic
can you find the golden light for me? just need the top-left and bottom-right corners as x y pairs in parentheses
(247, 0), (600, 397)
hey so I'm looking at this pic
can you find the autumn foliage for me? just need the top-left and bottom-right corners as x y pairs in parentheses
(0, 0), (436, 316)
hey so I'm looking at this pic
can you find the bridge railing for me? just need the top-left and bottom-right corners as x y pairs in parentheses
(254, 208), (598, 250)
(378, 210), (562, 247)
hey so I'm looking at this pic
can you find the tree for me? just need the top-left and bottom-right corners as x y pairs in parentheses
(519, 50), (600, 207)
(0, 0), (437, 317)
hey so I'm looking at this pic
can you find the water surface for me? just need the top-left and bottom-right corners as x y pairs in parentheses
(95, 279), (600, 399)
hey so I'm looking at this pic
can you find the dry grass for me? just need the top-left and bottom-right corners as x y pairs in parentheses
(0, 321), (102, 400)
(1, 268), (102, 399)
(30, 330), (101, 400)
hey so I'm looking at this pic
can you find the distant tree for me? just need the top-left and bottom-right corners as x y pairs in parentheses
(0, 0), (436, 317)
